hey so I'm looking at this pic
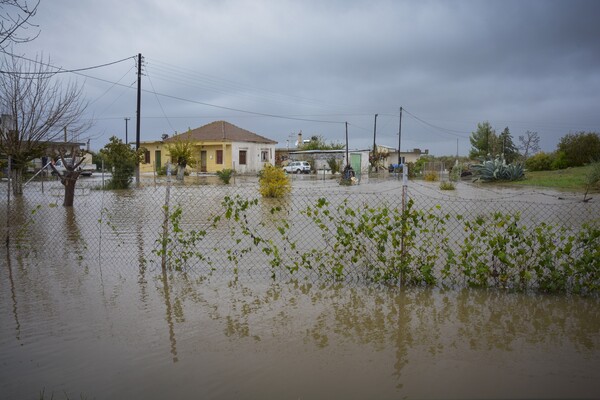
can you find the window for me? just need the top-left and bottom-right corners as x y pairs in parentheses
(261, 149), (269, 162)
(239, 150), (247, 165)
(216, 149), (223, 165)
(144, 150), (150, 164)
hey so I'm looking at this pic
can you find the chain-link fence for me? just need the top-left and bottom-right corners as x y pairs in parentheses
(2, 169), (599, 293)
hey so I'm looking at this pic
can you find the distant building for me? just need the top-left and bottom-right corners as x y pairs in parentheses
(378, 145), (429, 165)
(140, 121), (277, 174)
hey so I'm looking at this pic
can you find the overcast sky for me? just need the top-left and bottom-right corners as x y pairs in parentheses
(11, 0), (600, 155)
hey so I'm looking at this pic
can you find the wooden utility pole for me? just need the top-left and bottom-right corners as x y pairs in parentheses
(125, 117), (130, 144)
(135, 53), (142, 185)
(345, 121), (349, 167)
(398, 107), (403, 165)
(372, 113), (378, 153)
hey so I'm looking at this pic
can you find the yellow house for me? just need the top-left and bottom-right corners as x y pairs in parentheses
(140, 121), (278, 174)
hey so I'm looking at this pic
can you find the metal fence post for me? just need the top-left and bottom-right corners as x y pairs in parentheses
(400, 163), (408, 283)
(5, 156), (11, 248)
(161, 162), (172, 270)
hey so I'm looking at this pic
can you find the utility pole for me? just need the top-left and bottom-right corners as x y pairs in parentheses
(397, 107), (403, 165)
(345, 121), (349, 167)
(135, 53), (142, 185)
(456, 138), (459, 158)
(125, 117), (130, 144)
(372, 113), (378, 153)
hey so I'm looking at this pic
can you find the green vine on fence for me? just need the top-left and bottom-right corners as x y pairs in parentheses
(155, 193), (599, 294)
(153, 204), (212, 272)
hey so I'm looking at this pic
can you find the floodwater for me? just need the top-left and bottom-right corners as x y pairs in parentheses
(1, 176), (600, 399)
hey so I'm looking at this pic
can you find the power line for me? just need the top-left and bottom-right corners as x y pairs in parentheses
(0, 53), (136, 75)
(401, 108), (471, 138)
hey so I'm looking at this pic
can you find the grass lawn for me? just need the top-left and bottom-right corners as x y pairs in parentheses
(506, 165), (597, 191)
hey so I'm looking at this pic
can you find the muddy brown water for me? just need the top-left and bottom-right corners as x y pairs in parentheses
(1, 176), (599, 399)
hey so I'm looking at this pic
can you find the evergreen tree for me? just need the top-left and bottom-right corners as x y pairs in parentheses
(498, 127), (520, 163)
(469, 121), (497, 159)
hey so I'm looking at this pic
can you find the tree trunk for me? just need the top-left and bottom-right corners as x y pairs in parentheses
(176, 165), (185, 181)
(11, 168), (23, 196)
(61, 170), (81, 207)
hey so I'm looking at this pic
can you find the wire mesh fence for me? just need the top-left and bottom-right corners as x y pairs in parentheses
(2, 171), (599, 293)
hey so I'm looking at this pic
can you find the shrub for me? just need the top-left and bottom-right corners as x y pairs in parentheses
(557, 131), (600, 167)
(439, 181), (455, 190)
(99, 136), (139, 189)
(550, 151), (569, 170)
(525, 152), (553, 171)
(216, 169), (234, 184)
(449, 163), (465, 182)
(327, 157), (341, 174)
(472, 157), (524, 181)
(258, 164), (291, 198)
(423, 171), (439, 181)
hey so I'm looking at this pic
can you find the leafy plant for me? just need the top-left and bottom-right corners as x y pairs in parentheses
(327, 157), (342, 174)
(583, 160), (600, 202)
(424, 171), (439, 181)
(165, 132), (196, 181)
(258, 163), (291, 198)
(439, 181), (455, 190)
(216, 169), (234, 184)
(472, 157), (524, 181)
(99, 136), (140, 189)
(153, 205), (211, 271)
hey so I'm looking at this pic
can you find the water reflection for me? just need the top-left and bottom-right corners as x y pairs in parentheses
(1, 259), (599, 399)
(159, 275), (600, 396)
(158, 269), (179, 363)
(4, 250), (21, 341)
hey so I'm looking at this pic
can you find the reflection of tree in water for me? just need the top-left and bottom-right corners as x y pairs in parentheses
(150, 274), (600, 383)
(63, 208), (86, 265)
(156, 269), (179, 363)
(4, 250), (21, 341)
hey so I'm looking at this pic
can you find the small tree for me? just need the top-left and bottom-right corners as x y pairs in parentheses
(0, 53), (89, 196)
(99, 136), (139, 189)
(498, 127), (520, 163)
(165, 133), (196, 181)
(557, 132), (600, 167)
(469, 121), (498, 159)
(259, 164), (291, 198)
(518, 131), (541, 160)
(49, 145), (86, 206)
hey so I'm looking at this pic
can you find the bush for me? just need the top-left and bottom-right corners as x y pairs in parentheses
(439, 181), (455, 190)
(216, 169), (234, 184)
(423, 171), (439, 181)
(557, 131), (600, 167)
(99, 136), (139, 189)
(472, 157), (524, 181)
(258, 164), (291, 198)
(525, 152), (553, 171)
(551, 151), (569, 170)
(327, 157), (341, 174)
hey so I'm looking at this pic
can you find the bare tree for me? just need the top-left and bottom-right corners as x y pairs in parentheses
(0, 0), (40, 50)
(518, 131), (541, 160)
(48, 145), (86, 206)
(0, 53), (89, 197)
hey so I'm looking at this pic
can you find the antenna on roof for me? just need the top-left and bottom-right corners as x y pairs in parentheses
(221, 121), (225, 139)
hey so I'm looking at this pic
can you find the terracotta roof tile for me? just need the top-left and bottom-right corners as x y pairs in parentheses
(165, 121), (277, 144)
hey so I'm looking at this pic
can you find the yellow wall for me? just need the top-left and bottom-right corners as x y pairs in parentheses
(139, 141), (233, 174)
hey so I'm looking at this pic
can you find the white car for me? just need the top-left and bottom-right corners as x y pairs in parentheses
(283, 161), (311, 174)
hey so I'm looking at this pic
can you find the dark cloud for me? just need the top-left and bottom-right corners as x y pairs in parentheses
(11, 0), (600, 154)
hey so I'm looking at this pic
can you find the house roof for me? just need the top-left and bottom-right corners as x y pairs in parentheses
(165, 121), (277, 145)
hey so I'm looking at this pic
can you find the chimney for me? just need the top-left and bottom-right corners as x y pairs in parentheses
(297, 131), (303, 148)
